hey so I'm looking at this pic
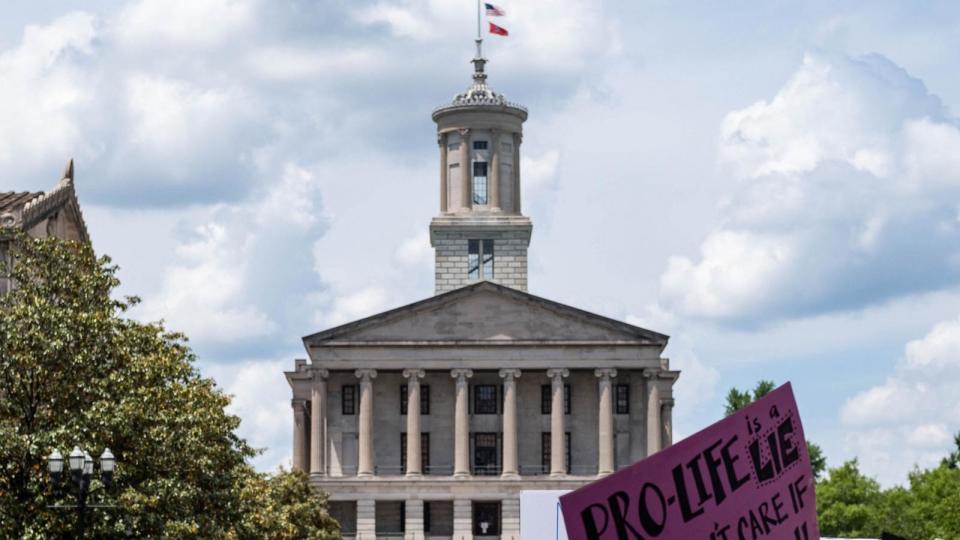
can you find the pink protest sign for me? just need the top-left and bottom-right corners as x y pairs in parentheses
(560, 383), (818, 540)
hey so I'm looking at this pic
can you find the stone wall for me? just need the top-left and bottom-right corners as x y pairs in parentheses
(433, 229), (529, 294)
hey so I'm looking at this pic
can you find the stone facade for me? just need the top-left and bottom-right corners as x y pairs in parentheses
(286, 47), (680, 540)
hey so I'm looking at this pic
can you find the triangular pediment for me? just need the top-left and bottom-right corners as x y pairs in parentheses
(303, 281), (667, 345)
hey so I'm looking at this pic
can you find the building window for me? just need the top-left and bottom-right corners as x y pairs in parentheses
(615, 384), (630, 414)
(400, 433), (430, 474)
(472, 433), (500, 475)
(473, 384), (498, 414)
(473, 140), (488, 150)
(342, 385), (356, 415)
(473, 501), (501, 535)
(400, 385), (431, 415)
(472, 161), (488, 204)
(468, 239), (494, 280)
(541, 432), (571, 473)
(540, 384), (571, 415)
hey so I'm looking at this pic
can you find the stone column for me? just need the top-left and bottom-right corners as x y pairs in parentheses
(451, 368), (474, 479)
(310, 369), (329, 476)
(661, 398), (675, 448)
(512, 133), (522, 213)
(404, 499), (425, 540)
(489, 129), (500, 210)
(357, 498), (376, 540)
(459, 128), (471, 209)
(595, 368), (617, 476)
(404, 368), (426, 477)
(291, 399), (308, 472)
(355, 369), (377, 477)
(645, 369), (661, 456)
(501, 497), (521, 540)
(453, 498), (474, 540)
(439, 133), (449, 213)
(499, 368), (521, 478)
(547, 368), (569, 477)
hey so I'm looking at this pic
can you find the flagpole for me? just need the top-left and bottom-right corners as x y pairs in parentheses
(476, 0), (482, 59)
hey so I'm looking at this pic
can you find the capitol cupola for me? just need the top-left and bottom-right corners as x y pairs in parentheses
(430, 40), (532, 294)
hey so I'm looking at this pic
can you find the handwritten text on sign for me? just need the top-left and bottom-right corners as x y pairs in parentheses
(559, 383), (818, 540)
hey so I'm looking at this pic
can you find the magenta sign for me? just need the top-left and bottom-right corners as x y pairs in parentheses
(560, 383), (819, 540)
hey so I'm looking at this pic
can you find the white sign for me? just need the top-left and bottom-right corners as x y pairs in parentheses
(520, 490), (570, 540)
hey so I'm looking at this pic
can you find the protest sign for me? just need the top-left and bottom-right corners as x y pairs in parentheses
(560, 383), (818, 540)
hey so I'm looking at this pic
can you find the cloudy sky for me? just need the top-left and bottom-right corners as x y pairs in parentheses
(6, 0), (960, 486)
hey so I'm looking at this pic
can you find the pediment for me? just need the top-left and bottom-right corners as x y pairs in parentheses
(304, 282), (667, 345)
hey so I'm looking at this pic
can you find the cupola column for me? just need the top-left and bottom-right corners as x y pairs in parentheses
(459, 129), (471, 210)
(439, 133), (448, 213)
(490, 129), (500, 210)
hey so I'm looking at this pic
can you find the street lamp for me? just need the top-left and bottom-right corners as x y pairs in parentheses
(47, 446), (119, 540)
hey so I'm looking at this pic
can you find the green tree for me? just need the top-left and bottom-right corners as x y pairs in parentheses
(816, 459), (883, 538)
(723, 379), (826, 480)
(0, 233), (338, 538)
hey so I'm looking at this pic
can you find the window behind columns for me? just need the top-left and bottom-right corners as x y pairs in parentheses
(341, 384), (356, 415)
(540, 384), (571, 414)
(400, 433), (430, 474)
(540, 432), (571, 473)
(400, 385), (431, 415)
(472, 384), (498, 414)
(615, 384), (630, 414)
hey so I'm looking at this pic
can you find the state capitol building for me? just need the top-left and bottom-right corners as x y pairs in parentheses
(286, 45), (679, 540)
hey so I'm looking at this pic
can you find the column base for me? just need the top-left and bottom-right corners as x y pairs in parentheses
(309, 471), (326, 480)
(357, 472), (374, 479)
(549, 471), (567, 478)
(597, 470), (613, 478)
(405, 472), (423, 479)
(500, 472), (520, 480)
(453, 472), (472, 480)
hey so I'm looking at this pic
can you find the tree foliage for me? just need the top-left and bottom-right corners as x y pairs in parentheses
(0, 234), (338, 538)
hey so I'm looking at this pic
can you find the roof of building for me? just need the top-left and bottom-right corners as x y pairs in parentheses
(0, 159), (90, 243)
(432, 42), (527, 120)
(303, 280), (669, 347)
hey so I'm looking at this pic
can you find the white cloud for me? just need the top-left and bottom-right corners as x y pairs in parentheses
(321, 286), (392, 328)
(659, 52), (960, 325)
(113, 0), (255, 49)
(522, 150), (560, 193)
(0, 12), (97, 172)
(841, 315), (960, 485)
(353, 0), (618, 72)
(139, 163), (326, 348)
(395, 230), (432, 266)
(205, 358), (293, 471)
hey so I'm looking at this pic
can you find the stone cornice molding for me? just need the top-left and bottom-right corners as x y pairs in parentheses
(354, 369), (377, 382)
(660, 398), (676, 407)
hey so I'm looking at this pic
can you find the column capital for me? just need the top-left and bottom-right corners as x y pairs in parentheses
(546, 368), (569, 381)
(642, 368), (660, 379)
(499, 368), (521, 380)
(594, 368), (618, 380)
(458, 127), (471, 137)
(355, 369), (378, 382)
(660, 398), (676, 407)
(312, 368), (329, 381)
(291, 398), (307, 410)
(450, 368), (474, 381)
(437, 132), (447, 146)
(513, 132), (523, 145)
(403, 368), (426, 380)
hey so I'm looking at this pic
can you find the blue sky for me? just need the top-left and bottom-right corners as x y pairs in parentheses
(5, 0), (960, 487)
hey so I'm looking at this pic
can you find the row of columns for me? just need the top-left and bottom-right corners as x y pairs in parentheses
(439, 129), (522, 213)
(292, 368), (672, 477)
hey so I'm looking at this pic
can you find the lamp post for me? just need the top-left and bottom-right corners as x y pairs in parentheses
(47, 446), (117, 540)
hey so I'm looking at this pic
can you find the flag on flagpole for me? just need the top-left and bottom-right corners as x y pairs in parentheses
(489, 21), (509, 36)
(485, 3), (506, 16)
